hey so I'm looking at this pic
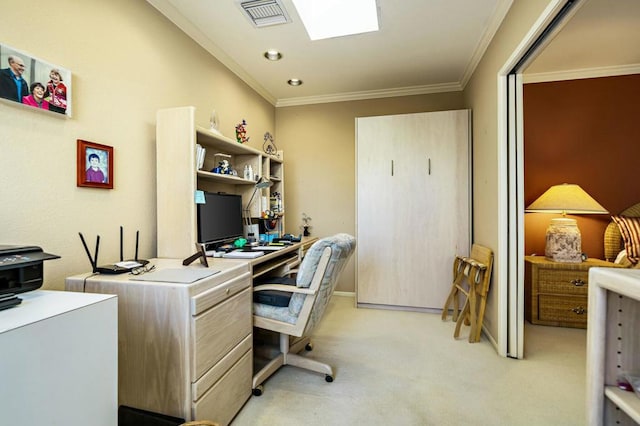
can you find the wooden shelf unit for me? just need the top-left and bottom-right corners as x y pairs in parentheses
(587, 267), (640, 425)
(156, 106), (284, 258)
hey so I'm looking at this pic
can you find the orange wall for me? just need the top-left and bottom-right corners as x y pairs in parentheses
(523, 74), (640, 260)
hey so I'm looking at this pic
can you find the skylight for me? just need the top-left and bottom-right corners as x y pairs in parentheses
(291, 0), (379, 41)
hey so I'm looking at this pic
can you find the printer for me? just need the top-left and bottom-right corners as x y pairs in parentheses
(0, 245), (60, 296)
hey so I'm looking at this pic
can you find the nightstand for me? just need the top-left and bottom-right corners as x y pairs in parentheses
(524, 256), (625, 328)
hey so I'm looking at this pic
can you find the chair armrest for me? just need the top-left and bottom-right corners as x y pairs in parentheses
(253, 283), (316, 295)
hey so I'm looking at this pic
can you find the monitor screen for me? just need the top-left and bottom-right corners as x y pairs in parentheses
(197, 192), (243, 246)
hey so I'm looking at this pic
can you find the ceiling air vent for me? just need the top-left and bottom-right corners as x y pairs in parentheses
(237, 0), (291, 28)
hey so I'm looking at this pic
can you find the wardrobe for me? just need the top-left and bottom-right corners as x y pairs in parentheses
(356, 110), (471, 310)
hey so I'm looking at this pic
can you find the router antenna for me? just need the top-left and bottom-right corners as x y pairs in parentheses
(120, 226), (124, 262)
(135, 230), (140, 260)
(94, 235), (101, 273)
(78, 232), (95, 270)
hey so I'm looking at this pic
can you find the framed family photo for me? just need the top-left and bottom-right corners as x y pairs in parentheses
(77, 140), (113, 189)
(0, 42), (72, 116)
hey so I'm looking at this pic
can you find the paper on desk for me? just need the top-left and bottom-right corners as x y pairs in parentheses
(130, 268), (219, 283)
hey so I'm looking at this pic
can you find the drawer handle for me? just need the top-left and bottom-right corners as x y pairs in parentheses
(225, 288), (230, 294)
(571, 279), (585, 287)
(569, 306), (586, 315)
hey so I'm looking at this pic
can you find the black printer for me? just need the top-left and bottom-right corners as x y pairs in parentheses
(0, 245), (60, 296)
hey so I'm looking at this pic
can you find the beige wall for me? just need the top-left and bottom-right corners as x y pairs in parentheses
(276, 93), (465, 292)
(2, 0), (558, 336)
(1, 0), (274, 289)
(463, 0), (556, 343)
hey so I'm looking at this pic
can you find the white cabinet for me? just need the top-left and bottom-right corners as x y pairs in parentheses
(587, 268), (640, 425)
(66, 258), (252, 425)
(156, 106), (284, 258)
(356, 110), (471, 309)
(0, 290), (117, 426)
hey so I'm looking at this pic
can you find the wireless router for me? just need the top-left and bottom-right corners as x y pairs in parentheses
(78, 226), (149, 275)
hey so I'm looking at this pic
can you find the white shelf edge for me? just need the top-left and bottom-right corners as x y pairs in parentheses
(196, 170), (255, 184)
(605, 386), (640, 423)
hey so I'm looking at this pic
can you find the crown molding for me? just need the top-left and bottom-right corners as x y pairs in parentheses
(275, 82), (463, 107)
(460, 0), (514, 88)
(523, 63), (640, 84)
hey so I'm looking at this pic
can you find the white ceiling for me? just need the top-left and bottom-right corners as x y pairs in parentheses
(146, 0), (510, 106)
(146, 0), (640, 106)
(525, 0), (640, 82)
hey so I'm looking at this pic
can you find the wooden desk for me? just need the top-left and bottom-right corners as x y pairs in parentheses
(66, 258), (252, 425)
(64, 238), (317, 425)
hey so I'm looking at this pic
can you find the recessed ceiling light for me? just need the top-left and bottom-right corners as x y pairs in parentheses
(264, 49), (282, 61)
(291, 0), (379, 41)
(287, 78), (303, 86)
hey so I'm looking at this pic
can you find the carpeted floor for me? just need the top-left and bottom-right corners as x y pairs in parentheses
(231, 294), (586, 425)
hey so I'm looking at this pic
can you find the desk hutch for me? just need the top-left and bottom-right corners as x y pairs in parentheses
(156, 106), (285, 258)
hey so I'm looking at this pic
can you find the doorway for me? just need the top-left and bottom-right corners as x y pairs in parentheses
(502, 0), (640, 357)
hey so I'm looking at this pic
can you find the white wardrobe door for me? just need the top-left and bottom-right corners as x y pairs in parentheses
(356, 110), (470, 309)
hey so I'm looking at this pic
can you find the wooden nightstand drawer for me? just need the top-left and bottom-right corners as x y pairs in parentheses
(538, 295), (588, 327)
(525, 256), (623, 328)
(538, 269), (589, 295)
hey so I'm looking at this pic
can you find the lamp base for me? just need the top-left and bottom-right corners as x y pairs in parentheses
(544, 218), (582, 263)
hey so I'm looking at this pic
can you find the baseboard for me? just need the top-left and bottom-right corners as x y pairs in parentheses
(333, 291), (355, 298)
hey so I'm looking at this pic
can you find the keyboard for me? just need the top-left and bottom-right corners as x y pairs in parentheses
(252, 245), (286, 251)
(222, 250), (265, 259)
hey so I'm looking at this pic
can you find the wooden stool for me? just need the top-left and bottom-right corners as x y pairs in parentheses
(441, 255), (468, 322)
(442, 244), (494, 343)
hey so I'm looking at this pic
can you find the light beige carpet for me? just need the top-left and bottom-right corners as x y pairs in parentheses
(231, 295), (586, 425)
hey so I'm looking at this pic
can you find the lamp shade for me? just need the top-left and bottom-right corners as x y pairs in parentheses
(525, 184), (608, 215)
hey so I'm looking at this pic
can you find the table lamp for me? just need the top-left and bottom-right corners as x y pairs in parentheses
(244, 177), (273, 238)
(525, 183), (608, 263)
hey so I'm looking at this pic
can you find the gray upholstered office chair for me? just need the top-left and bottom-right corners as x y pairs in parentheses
(251, 233), (356, 395)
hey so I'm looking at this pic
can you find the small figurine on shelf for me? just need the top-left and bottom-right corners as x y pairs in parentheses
(301, 212), (312, 236)
(235, 119), (250, 144)
(217, 159), (231, 174)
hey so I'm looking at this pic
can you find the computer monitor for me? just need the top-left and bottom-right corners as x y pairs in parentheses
(197, 192), (243, 247)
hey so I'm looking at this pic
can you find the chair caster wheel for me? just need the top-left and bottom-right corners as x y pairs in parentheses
(252, 386), (263, 396)
(305, 343), (313, 351)
(325, 375), (333, 383)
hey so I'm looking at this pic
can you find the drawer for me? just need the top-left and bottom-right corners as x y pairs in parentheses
(538, 269), (589, 295)
(192, 334), (251, 401)
(191, 272), (251, 315)
(192, 349), (252, 426)
(191, 287), (252, 381)
(538, 294), (588, 327)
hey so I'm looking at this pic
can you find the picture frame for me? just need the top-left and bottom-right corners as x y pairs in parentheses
(0, 42), (72, 117)
(77, 140), (113, 189)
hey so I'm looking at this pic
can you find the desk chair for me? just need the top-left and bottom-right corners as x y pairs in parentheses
(251, 233), (356, 395)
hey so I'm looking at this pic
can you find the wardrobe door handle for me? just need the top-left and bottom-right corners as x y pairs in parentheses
(391, 160), (394, 176)
(428, 158), (431, 175)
